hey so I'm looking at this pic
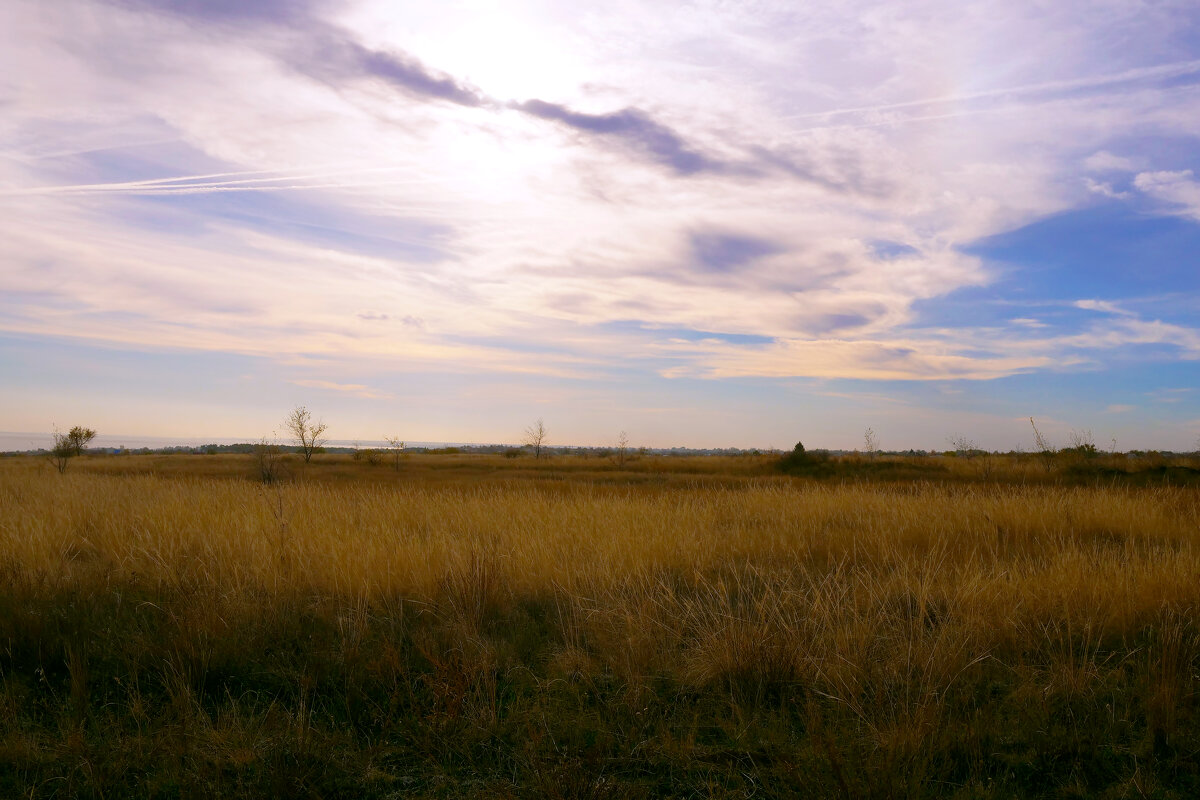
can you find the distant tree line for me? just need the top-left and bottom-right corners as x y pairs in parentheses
(29, 411), (1200, 485)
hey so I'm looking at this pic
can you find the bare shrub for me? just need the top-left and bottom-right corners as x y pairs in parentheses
(254, 436), (287, 484)
(948, 434), (976, 458)
(615, 430), (630, 467)
(1066, 428), (1097, 457)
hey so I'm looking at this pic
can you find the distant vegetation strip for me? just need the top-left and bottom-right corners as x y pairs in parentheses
(6, 445), (1199, 488)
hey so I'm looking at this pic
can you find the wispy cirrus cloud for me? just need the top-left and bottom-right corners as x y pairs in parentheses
(782, 57), (1200, 126)
(1145, 388), (1194, 403)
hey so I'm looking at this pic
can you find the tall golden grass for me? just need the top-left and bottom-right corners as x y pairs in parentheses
(1, 455), (1199, 797)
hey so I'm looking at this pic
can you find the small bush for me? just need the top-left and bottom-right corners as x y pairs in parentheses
(777, 441), (832, 475)
(254, 438), (288, 483)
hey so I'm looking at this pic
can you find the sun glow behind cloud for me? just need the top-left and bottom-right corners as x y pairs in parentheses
(341, 0), (589, 104)
(1, 0), (1199, 448)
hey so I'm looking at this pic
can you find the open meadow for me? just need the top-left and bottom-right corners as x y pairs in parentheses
(2, 451), (1199, 798)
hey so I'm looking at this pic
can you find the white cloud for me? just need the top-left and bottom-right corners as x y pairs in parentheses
(1059, 316), (1200, 357)
(1083, 177), (1129, 199)
(1083, 150), (1137, 172)
(1074, 299), (1135, 315)
(1133, 170), (1200, 220)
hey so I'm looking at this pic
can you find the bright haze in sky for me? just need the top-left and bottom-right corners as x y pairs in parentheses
(2, 0), (1199, 450)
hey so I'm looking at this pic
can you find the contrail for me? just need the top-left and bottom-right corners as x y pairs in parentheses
(10, 182), (425, 197)
(0, 166), (441, 197)
(787, 88), (1167, 134)
(782, 58), (1200, 122)
(6, 166), (342, 192)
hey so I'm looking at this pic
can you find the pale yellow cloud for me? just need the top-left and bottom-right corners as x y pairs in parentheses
(289, 379), (392, 399)
(657, 337), (1056, 381)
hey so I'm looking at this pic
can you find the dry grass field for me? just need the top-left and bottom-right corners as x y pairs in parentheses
(1, 451), (1199, 797)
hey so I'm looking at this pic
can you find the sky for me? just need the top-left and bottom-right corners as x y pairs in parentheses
(1, 0), (1199, 451)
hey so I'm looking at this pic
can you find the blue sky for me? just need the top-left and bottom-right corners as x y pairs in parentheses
(1, 0), (1198, 450)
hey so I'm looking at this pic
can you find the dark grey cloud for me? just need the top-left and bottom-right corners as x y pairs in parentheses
(105, 0), (486, 106)
(869, 240), (920, 259)
(299, 34), (487, 107)
(515, 100), (744, 176)
(104, 0), (333, 25)
(806, 313), (872, 334)
(516, 102), (891, 193)
(353, 47), (485, 107)
(509, 100), (891, 191)
(690, 232), (785, 272)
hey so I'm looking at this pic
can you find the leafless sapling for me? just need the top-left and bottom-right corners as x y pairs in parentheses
(385, 436), (406, 471)
(523, 418), (548, 459)
(616, 430), (630, 467)
(1030, 417), (1056, 472)
(284, 406), (327, 463)
(863, 427), (878, 457)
